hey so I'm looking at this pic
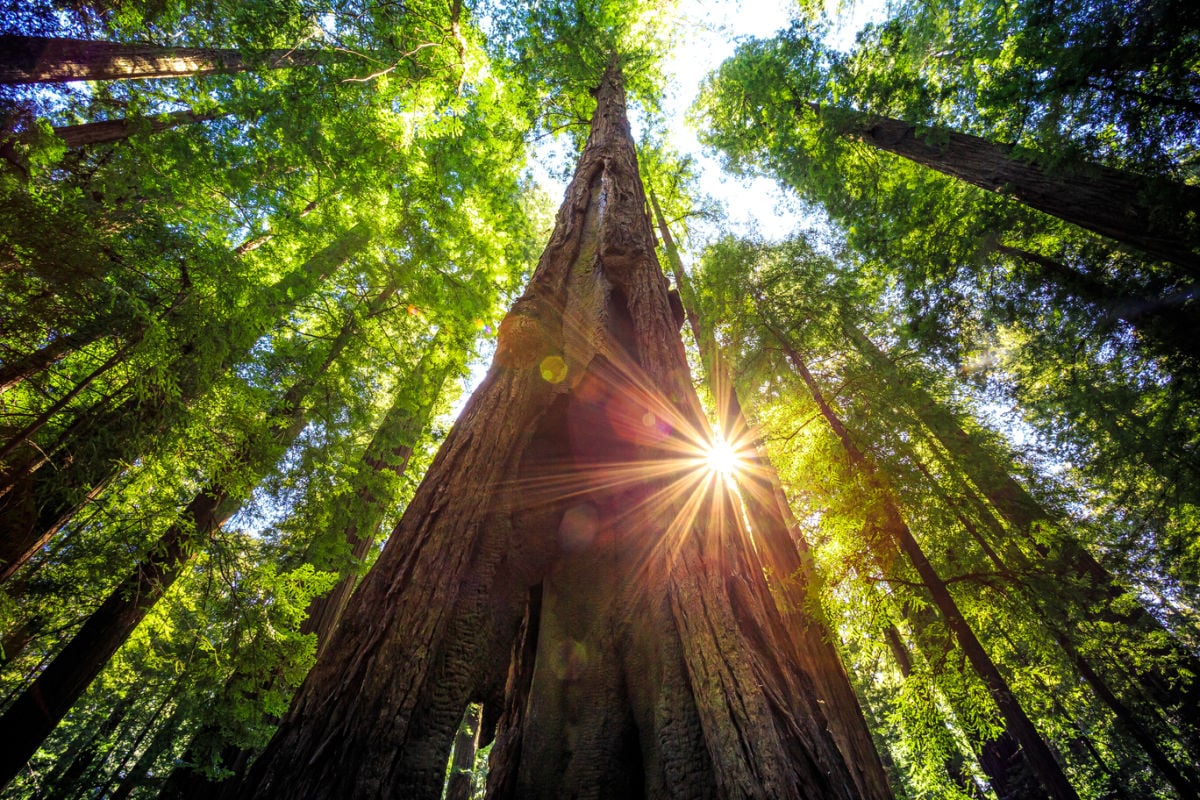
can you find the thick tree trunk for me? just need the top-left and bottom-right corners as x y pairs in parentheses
(814, 105), (1200, 274)
(0, 36), (327, 84)
(0, 224), (368, 583)
(770, 324), (1078, 800)
(53, 109), (223, 147)
(648, 188), (891, 799)
(227, 58), (889, 800)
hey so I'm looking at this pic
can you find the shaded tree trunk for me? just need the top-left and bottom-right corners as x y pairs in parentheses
(445, 705), (482, 800)
(766, 320), (1078, 800)
(0, 289), (369, 788)
(846, 325), (1200, 753)
(0, 36), (327, 84)
(0, 325), (106, 396)
(996, 243), (1200, 365)
(226, 57), (890, 800)
(53, 109), (224, 148)
(158, 337), (450, 800)
(813, 104), (1200, 274)
(0, 224), (369, 583)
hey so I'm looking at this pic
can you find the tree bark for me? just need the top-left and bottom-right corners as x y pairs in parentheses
(52, 109), (223, 148)
(648, 187), (891, 799)
(813, 104), (1200, 274)
(768, 322), (1079, 800)
(0, 36), (328, 84)
(226, 57), (890, 800)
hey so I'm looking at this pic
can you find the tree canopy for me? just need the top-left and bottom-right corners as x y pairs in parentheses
(1, 0), (1197, 798)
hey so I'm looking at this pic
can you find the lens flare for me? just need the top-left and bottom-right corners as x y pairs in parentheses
(703, 436), (743, 477)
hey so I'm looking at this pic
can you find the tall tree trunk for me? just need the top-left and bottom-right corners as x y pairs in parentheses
(300, 345), (454, 656)
(445, 705), (482, 800)
(0, 224), (369, 583)
(996, 243), (1200, 365)
(226, 57), (890, 800)
(846, 325), (1200, 751)
(158, 337), (449, 800)
(108, 700), (188, 800)
(52, 109), (224, 148)
(648, 187), (891, 798)
(0, 36), (328, 84)
(812, 104), (1200, 274)
(766, 320), (1078, 800)
(0, 325), (106, 396)
(0, 289), (369, 787)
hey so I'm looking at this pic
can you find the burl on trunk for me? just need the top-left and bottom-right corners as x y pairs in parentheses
(227, 58), (891, 800)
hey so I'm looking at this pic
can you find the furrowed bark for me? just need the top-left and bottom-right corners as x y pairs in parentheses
(227, 57), (889, 800)
(648, 187), (891, 799)
(0, 36), (328, 84)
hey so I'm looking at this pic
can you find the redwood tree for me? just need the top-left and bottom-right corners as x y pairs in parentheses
(224, 57), (892, 800)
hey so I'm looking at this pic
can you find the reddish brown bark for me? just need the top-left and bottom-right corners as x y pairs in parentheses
(649, 188), (891, 799)
(0, 36), (327, 84)
(227, 58), (890, 800)
(813, 104), (1200, 274)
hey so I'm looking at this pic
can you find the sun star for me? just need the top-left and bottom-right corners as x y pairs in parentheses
(704, 435), (743, 477)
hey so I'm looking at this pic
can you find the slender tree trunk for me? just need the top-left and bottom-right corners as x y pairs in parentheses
(300, 346), (453, 656)
(108, 699), (188, 800)
(227, 57), (890, 800)
(997, 243), (1200, 364)
(767, 321), (1078, 800)
(158, 334), (449, 800)
(445, 705), (482, 800)
(0, 326), (105, 396)
(846, 325), (1200, 750)
(812, 103), (1200, 274)
(0, 224), (368, 583)
(52, 109), (223, 148)
(0, 289), (370, 787)
(0, 36), (328, 84)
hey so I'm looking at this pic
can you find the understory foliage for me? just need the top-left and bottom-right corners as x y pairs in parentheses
(1, 0), (1197, 798)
